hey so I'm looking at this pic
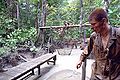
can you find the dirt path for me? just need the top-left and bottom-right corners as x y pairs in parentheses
(37, 49), (95, 80)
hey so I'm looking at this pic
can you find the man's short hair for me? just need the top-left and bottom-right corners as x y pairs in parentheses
(89, 8), (108, 22)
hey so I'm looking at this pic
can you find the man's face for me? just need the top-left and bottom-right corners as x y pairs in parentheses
(89, 19), (104, 33)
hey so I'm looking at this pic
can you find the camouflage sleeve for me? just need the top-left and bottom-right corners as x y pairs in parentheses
(80, 32), (96, 62)
(88, 32), (96, 55)
(116, 28), (120, 37)
(116, 28), (120, 44)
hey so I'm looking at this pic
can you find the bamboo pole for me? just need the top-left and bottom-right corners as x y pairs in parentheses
(82, 28), (87, 80)
(39, 24), (90, 29)
(79, 0), (87, 79)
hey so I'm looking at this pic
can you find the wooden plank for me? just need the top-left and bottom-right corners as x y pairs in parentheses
(4, 67), (25, 77)
(31, 54), (56, 65)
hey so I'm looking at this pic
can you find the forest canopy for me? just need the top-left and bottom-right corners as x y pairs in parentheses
(0, 0), (120, 56)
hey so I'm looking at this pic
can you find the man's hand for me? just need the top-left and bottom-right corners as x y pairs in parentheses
(76, 61), (83, 69)
(76, 47), (88, 69)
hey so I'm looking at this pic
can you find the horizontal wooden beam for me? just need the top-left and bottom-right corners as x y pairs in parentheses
(39, 24), (90, 29)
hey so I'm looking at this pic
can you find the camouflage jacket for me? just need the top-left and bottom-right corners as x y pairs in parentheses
(88, 27), (120, 80)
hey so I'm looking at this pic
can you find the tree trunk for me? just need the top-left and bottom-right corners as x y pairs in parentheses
(35, 0), (47, 47)
(40, 0), (47, 46)
(104, 0), (110, 13)
(26, 0), (30, 25)
(16, 2), (20, 28)
(35, 0), (41, 47)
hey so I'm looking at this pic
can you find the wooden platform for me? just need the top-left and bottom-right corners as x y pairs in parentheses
(0, 53), (56, 80)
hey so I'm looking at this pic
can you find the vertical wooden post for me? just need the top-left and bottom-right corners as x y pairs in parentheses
(38, 66), (40, 75)
(82, 29), (87, 80)
(82, 60), (87, 80)
(79, 0), (83, 40)
(79, 0), (87, 79)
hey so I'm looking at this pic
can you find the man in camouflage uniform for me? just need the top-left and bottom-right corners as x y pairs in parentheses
(76, 8), (120, 80)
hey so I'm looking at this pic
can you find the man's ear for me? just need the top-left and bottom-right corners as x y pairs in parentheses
(102, 18), (107, 23)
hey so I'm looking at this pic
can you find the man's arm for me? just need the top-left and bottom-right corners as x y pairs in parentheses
(76, 32), (96, 69)
(76, 46), (88, 69)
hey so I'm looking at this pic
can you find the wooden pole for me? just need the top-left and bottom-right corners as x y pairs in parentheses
(79, 0), (87, 79)
(39, 24), (90, 29)
(82, 28), (87, 80)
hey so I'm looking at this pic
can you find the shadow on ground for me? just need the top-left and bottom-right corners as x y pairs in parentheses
(46, 69), (81, 80)
(40, 65), (54, 76)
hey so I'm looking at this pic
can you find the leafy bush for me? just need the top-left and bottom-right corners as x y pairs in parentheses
(0, 27), (37, 56)
(10, 27), (37, 43)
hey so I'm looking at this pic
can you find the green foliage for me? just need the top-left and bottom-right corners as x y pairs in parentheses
(86, 28), (93, 38)
(0, 16), (16, 34)
(10, 27), (37, 43)
(0, 47), (11, 56)
(65, 28), (80, 39)
(0, 27), (37, 56)
(108, 0), (120, 26)
(0, 0), (38, 56)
